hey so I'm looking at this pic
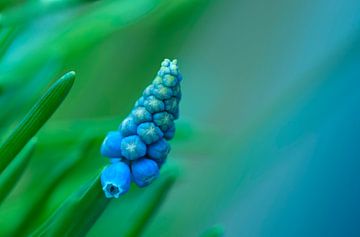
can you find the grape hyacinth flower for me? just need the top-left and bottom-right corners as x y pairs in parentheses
(100, 59), (182, 198)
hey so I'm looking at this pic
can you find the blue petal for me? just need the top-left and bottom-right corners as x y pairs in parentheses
(131, 107), (152, 124)
(143, 95), (165, 113)
(164, 124), (176, 140)
(101, 162), (131, 198)
(134, 96), (145, 107)
(131, 158), (159, 187)
(147, 139), (170, 164)
(120, 135), (147, 160)
(153, 112), (175, 132)
(100, 131), (123, 158)
(162, 74), (178, 87)
(120, 116), (137, 136)
(152, 84), (173, 100)
(161, 58), (171, 67)
(164, 97), (179, 116)
(172, 84), (182, 100)
(137, 122), (163, 144)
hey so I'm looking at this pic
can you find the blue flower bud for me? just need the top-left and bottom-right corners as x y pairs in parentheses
(157, 66), (171, 77)
(135, 96), (145, 107)
(101, 131), (123, 158)
(131, 107), (152, 124)
(164, 123), (176, 140)
(169, 62), (179, 76)
(143, 85), (154, 97)
(137, 122), (163, 144)
(119, 116), (137, 136)
(153, 112), (174, 132)
(152, 84), (173, 100)
(121, 135), (146, 160)
(161, 58), (171, 67)
(101, 162), (131, 198)
(152, 76), (162, 85)
(164, 97), (179, 116)
(172, 107), (179, 120)
(147, 139), (170, 164)
(162, 74), (178, 87)
(172, 84), (182, 99)
(131, 158), (159, 187)
(143, 95), (165, 113)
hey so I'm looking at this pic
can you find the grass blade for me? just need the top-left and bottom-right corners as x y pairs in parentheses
(11, 137), (93, 236)
(0, 71), (75, 173)
(32, 174), (110, 237)
(123, 170), (178, 237)
(0, 137), (37, 205)
(0, 26), (19, 60)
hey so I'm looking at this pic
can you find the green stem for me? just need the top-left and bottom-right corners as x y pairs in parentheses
(123, 171), (178, 237)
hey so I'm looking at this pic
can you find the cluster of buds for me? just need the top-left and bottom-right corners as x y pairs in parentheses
(100, 59), (182, 198)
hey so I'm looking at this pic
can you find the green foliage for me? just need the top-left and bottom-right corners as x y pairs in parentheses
(0, 138), (36, 204)
(0, 0), (214, 236)
(0, 71), (75, 173)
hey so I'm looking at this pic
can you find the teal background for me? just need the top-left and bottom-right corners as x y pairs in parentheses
(1, 0), (360, 236)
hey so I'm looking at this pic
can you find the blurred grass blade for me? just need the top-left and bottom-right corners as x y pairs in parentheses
(200, 225), (224, 237)
(0, 138), (36, 205)
(12, 137), (93, 236)
(123, 170), (178, 237)
(0, 71), (75, 174)
(0, 0), (91, 26)
(0, 26), (19, 60)
(32, 174), (110, 237)
(0, 0), (161, 87)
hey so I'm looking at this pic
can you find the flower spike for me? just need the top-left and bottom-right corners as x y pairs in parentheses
(100, 59), (183, 198)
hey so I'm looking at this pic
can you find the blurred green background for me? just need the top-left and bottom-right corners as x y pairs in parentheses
(1, 0), (360, 236)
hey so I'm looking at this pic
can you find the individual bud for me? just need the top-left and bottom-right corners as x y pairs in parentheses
(143, 84), (154, 97)
(164, 97), (179, 115)
(163, 123), (176, 140)
(137, 122), (163, 144)
(121, 135), (147, 160)
(152, 76), (162, 85)
(131, 107), (152, 124)
(147, 139), (170, 164)
(172, 84), (182, 99)
(152, 84), (173, 100)
(172, 107), (179, 120)
(162, 74), (178, 87)
(169, 60), (179, 76)
(135, 96), (145, 107)
(153, 112), (175, 132)
(131, 158), (159, 187)
(120, 116), (137, 136)
(157, 66), (171, 77)
(101, 131), (123, 158)
(161, 58), (171, 67)
(143, 95), (165, 113)
(100, 162), (131, 198)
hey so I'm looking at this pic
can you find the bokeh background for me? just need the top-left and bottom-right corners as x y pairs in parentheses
(1, 0), (360, 236)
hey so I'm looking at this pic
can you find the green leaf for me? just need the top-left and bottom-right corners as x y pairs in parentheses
(123, 170), (178, 237)
(0, 0), (86, 26)
(200, 225), (224, 237)
(0, 0), (162, 88)
(31, 174), (110, 237)
(0, 26), (19, 60)
(0, 71), (75, 173)
(11, 137), (93, 236)
(0, 137), (37, 205)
